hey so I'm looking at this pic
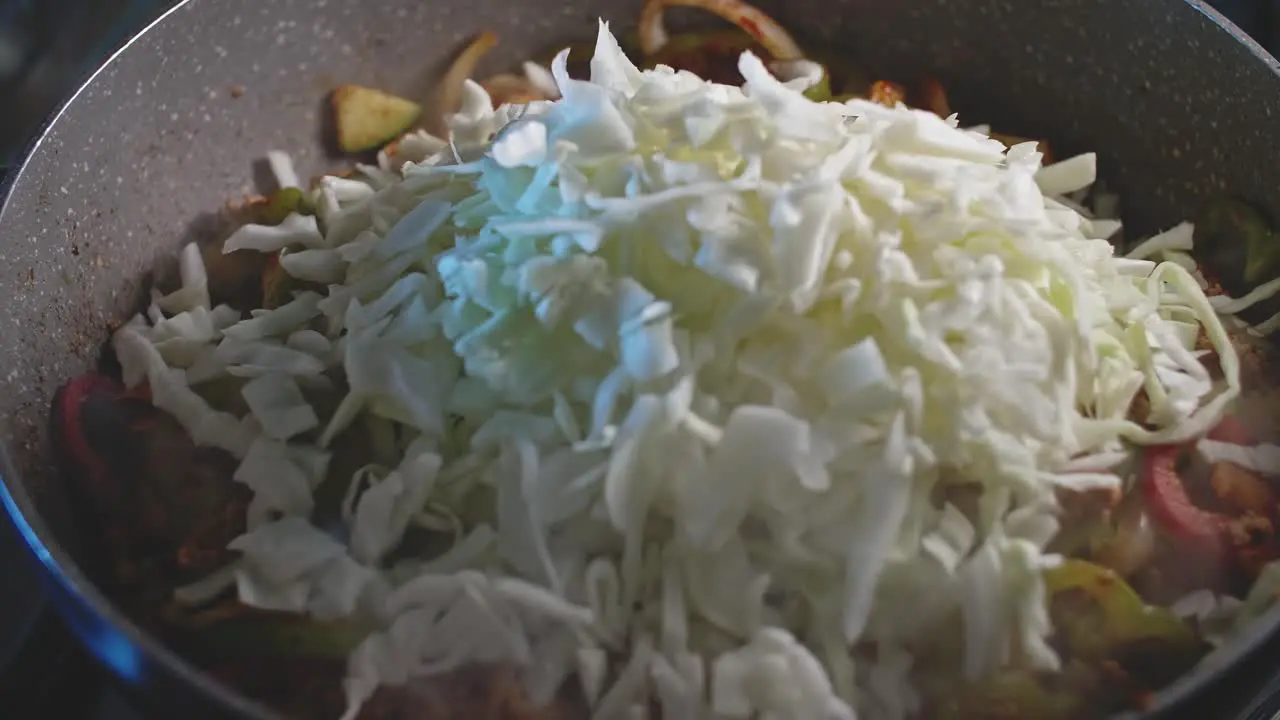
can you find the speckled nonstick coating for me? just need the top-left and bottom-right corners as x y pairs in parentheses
(1, 0), (1279, 717)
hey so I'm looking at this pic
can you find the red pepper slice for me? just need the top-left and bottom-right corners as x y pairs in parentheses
(55, 374), (124, 498)
(52, 374), (140, 568)
(1140, 444), (1230, 557)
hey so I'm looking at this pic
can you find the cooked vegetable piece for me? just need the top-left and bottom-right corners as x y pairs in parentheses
(332, 84), (423, 154)
(803, 50), (870, 97)
(802, 67), (832, 101)
(204, 187), (315, 310)
(481, 73), (546, 105)
(933, 667), (1092, 720)
(1194, 196), (1280, 294)
(184, 614), (373, 660)
(637, 0), (804, 59)
(1044, 559), (1208, 668)
(248, 186), (324, 309)
(252, 186), (312, 226)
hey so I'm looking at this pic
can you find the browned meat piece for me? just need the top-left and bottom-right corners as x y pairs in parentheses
(207, 658), (584, 719)
(1211, 461), (1277, 517)
(1225, 512), (1280, 581)
(52, 374), (251, 588)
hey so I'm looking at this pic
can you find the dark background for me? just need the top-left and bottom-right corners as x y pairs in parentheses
(0, 0), (181, 169)
(0, 0), (1277, 718)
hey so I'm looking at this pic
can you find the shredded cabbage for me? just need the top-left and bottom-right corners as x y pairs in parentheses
(108, 21), (1245, 720)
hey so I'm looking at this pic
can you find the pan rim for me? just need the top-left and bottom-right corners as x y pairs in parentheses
(0, 3), (278, 717)
(0, 0), (1279, 718)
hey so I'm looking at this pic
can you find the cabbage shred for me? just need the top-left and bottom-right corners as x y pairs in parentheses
(112, 21), (1239, 720)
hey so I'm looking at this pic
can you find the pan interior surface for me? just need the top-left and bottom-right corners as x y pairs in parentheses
(3, 0), (1280, 717)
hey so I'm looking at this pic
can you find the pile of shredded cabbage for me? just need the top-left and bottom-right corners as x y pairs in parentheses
(113, 21), (1243, 720)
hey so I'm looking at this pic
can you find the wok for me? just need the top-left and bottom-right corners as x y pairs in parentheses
(3, 0), (1280, 717)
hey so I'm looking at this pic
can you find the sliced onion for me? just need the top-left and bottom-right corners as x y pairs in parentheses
(1095, 498), (1156, 577)
(436, 30), (500, 132)
(637, 0), (804, 60)
(481, 73), (548, 106)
